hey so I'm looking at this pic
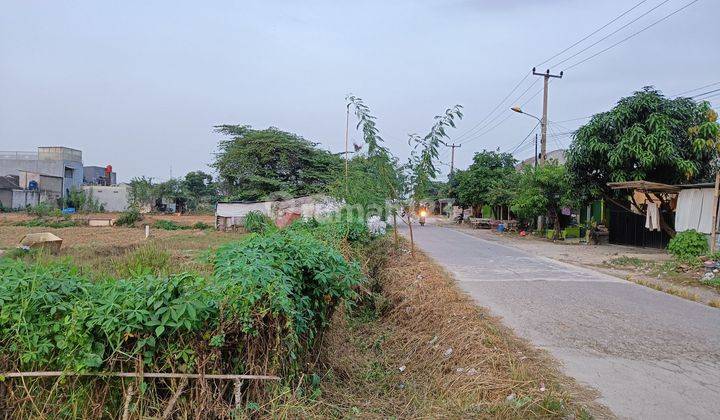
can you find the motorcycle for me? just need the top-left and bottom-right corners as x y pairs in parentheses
(418, 209), (428, 226)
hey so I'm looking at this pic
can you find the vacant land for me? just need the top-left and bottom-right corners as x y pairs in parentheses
(1, 221), (602, 418)
(0, 221), (243, 279)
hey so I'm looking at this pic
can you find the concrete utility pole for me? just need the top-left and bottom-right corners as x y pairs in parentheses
(534, 133), (538, 168)
(448, 143), (461, 174)
(532, 67), (563, 163)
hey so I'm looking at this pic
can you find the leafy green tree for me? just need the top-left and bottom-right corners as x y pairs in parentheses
(567, 87), (716, 207)
(128, 176), (155, 207)
(511, 162), (572, 238)
(213, 125), (342, 201)
(183, 171), (216, 204)
(408, 105), (463, 202)
(154, 178), (185, 202)
(451, 150), (516, 212)
(331, 96), (404, 217)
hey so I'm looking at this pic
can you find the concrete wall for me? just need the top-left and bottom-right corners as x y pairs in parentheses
(83, 166), (117, 185)
(0, 147), (83, 196)
(0, 190), (11, 208)
(82, 185), (129, 212)
(40, 175), (63, 194)
(10, 189), (41, 209)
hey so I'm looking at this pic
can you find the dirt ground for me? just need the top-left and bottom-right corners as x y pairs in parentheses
(0, 222), (245, 279)
(445, 221), (720, 307)
(0, 212), (215, 226)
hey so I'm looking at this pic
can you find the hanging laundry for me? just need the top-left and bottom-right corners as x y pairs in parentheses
(645, 202), (660, 231)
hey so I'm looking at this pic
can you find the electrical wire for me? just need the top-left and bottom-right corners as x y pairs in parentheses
(535, 0), (649, 68)
(455, 79), (541, 144)
(673, 81), (720, 97)
(451, 72), (531, 142)
(549, 0), (673, 70)
(507, 122), (541, 154)
(562, 0), (700, 72)
(691, 88), (720, 99)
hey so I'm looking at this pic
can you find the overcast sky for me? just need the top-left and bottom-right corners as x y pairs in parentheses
(1, 0), (718, 182)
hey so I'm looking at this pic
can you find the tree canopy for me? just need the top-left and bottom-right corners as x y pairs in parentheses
(184, 171), (215, 204)
(451, 150), (517, 209)
(566, 87), (717, 204)
(213, 125), (342, 201)
(510, 162), (572, 235)
(408, 105), (463, 202)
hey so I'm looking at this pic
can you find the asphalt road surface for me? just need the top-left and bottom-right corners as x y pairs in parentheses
(404, 224), (720, 419)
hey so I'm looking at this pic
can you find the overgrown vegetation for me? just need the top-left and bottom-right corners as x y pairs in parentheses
(114, 208), (142, 227)
(0, 217), (369, 417)
(15, 218), (81, 228)
(243, 210), (276, 234)
(667, 229), (709, 261)
(213, 125), (342, 201)
(153, 220), (191, 230)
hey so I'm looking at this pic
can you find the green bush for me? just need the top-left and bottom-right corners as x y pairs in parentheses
(192, 221), (212, 230)
(26, 202), (60, 218)
(667, 230), (709, 261)
(153, 220), (190, 230)
(0, 217), (370, 416)
(243, 210), (275, 233)
(113, 244), (171, 277)
(115, 208), (142, 226)
(15, 219), (80, 228)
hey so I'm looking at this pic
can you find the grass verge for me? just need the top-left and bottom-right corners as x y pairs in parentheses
(277, 238), (607, 418)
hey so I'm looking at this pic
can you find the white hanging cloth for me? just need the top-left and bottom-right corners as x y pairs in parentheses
(645, 202), (661, 231)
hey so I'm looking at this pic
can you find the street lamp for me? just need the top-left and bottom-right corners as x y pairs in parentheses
(511, 106), (541, 123)
(510, 106), (543, 167)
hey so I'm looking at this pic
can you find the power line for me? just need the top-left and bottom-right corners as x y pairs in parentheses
(553, 116), (592, 124)
(508, 122), (541, 154)
(673, 81), (720, 97)
(535, 0), (649, 68)
(452, 72), (531, 141)
(453, 77), (539, 143)
(549, 0), (673, 69)
(455, 80), (541, 145)
(691, 88), (720, 99)
(459, 83), (546, 147)
(562, 0), (700, 72)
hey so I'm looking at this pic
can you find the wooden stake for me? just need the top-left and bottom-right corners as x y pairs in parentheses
(711, 172), (720, 252)
(0, 371), (280, 381)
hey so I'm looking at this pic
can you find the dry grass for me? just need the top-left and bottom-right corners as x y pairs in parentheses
(633, 278), (700, 302)
(708, 299), (720, 308)
(1, 224), (245, 279)
(282, 239), (607, 419)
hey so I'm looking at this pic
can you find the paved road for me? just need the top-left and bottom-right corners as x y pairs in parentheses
(405, 225), (720, 419)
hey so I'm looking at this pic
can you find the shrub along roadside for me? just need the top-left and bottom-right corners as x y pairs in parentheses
(667, 229), (709, 262)
(0, 217), (369, 418)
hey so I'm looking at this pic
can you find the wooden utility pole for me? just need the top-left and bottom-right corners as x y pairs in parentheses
(532, 67), (563, 163)
(448, 143), (461, 174)
(344, 104), (350, 193)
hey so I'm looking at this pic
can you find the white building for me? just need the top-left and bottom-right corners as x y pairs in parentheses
(82, 184), (130, 212)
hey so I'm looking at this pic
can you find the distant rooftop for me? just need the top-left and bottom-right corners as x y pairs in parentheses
(0, 147), (81, 162)
(516, 149), (566, 169)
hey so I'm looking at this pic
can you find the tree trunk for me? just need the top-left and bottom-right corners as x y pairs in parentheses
(392, 212), (398, 247)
